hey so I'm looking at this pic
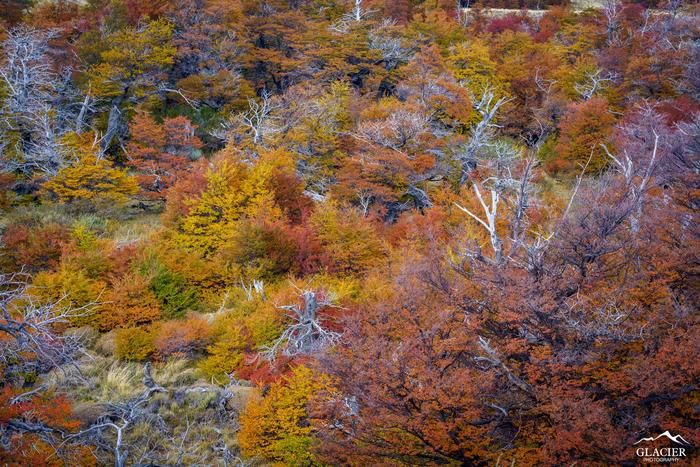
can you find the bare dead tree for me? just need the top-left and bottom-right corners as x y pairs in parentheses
(528, 68), (564, 147)
(456, 0), (469, 27)
(239, 91), (279, 144)
(212, 428), (250, 467)
(261, 290), (341, 361)
(240, 279), (265, 301)
(0, 273), (92, 460)
(534, 68), (558, 99)
(454, 141), (541, 267)
(303, 188), (327, 203)
(455, 183), (503, 263)
(351, 0), (367, 21)
(213, 90), (280, 147)
(67, 363), (166, 467)
(330, 0), (376, 33)
(594, 106), (671, 239)
(601, 130), (659, 234)
(559, 296), (638, 343)
(0, 273), (91, 383)
(475, 336), (533, 395)
(355, 109), (429, 151)
(356, 188), (374, 216)
(458, 88), (510, 185)
(676, 114), (700, 170)
(574, 69), (618, 101)
(0, 27), (58, 122)
(368, 21), (415, 70)
(0, 26), (66, 175)
(602, 0), (623, 46)
(507, 156), (537, 257)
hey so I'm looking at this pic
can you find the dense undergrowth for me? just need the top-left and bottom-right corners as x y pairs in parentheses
(0, 0), (698, 465)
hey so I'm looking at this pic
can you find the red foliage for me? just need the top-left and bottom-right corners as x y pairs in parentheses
(162, 116), (203, 157)
(0, 386), (84, 466)
(154, 315), (213, 358)
(283, 224), (330, 276)
(385, 0), (412, 25)
(486, 14), (530, 34)
(383, 208), (448, 247)
(162, 158), (210, 224)
(532, 7), (566, 43)
(312, 272), (496, 464)
(99, 273), (162, 331)
(253, 221), (328, 277)
(123, 0), (169, 23)
(312, 113), (700, 464)
(235, 353), (295, 385)
(270, 171), (314, 225)
(656, 95), (700, 125)
(126, 113), (202, 200)
(107, 243), (144, 280)
(1, 222), (69, 273)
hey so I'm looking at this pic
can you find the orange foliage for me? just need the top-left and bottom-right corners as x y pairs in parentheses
(154, 315), (213, 359)
(0, 222), (69, 273)
(99, 273), (162, 331)
(0, 387), (88, 466)
(126, 113), (201, 199)
(550, 97), (616, 175)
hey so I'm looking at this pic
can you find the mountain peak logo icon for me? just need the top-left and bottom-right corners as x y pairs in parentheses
(634, 431), (692, 446)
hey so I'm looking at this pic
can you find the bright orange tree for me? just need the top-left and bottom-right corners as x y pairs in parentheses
(126, 112), (201, 199)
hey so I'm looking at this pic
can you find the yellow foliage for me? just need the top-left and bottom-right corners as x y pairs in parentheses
(242, 301), (284, 348)
(60, 222), (114, 277)
(43, 155), (139, 208)
(115, 326), (156, 361)
(60, 131), (100, 159)
(89, 19), (176, 98)
(447, 40), (502, 95)
(31, 267), (105, 327)
(555, 56), (606, 100)
(311, 202), (387, 275)
(238, 366), (334, 465)
(176, 158), (283, 255)
(177, 160), (248, 253)
(198, 319), (247, 380)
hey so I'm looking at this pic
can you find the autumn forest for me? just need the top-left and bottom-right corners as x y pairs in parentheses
(0, 0), (698, 465)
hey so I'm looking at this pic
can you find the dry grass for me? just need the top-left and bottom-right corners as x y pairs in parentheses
(109, 213), (163, 247)
(47, 355), (199, 403)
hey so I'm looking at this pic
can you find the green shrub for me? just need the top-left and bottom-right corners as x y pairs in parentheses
(149, 264), (198, 319)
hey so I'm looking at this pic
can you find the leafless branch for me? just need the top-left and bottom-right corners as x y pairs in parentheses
(261, 290), (342, 361)
(455, 183), (503, 263)
(66, 363), (166, 467)
(574, 69), (618, 101)
(0, 273), (92, 383)
(459, 88), (511, 184)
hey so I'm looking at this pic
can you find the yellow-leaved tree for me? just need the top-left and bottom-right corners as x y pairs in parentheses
(42, 133), (138, 210)
(89, 19), (176, 100)
(238, 365), (334, 465)
(175, 151), (293, 255)
(43, 156), (138, 209)
(446, 40), (502, 95)
(311, 202), (388, 276)
(86, 18), (177, 152)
